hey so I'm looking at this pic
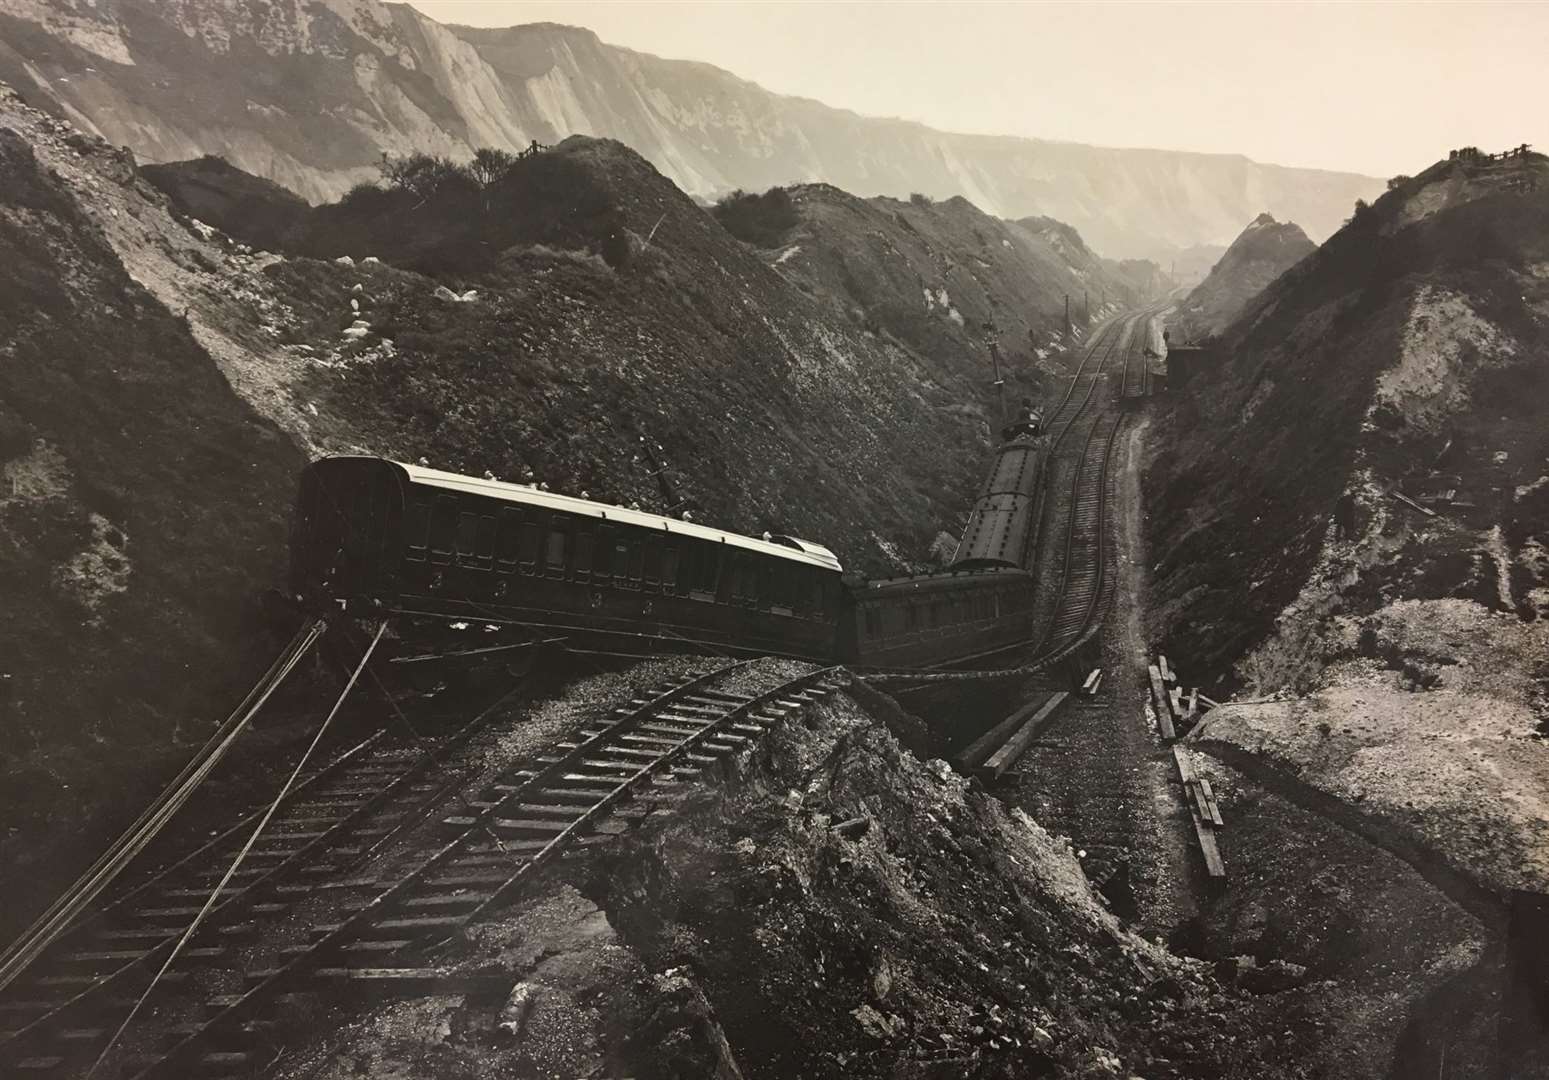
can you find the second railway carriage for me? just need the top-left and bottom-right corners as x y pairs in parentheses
(950, 422), (1045, 570)
(291, 457), (845, 660)
(841, 566), (1037, 668)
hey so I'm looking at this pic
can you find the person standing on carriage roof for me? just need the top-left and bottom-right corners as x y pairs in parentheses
(1013, 397), (1042, 436)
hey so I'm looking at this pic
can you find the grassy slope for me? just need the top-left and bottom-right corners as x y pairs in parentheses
(0, 128), (303, 897)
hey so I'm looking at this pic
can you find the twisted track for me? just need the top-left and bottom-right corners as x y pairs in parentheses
(1, 661), (842, 1079)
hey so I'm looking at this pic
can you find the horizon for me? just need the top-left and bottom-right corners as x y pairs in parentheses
(403, 0), (1549, 179)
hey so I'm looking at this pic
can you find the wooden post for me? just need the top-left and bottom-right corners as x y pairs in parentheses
(1148, 664), (1176, 741)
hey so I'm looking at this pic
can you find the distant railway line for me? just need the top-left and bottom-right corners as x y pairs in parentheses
(0, 661), (842, 1079)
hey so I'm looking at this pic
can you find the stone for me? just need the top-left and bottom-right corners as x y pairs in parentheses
(334, 255), (355, 266)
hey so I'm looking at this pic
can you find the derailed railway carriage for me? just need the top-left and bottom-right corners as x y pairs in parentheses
(292, 457), (844, 660)
(290, 454), (1044, 668)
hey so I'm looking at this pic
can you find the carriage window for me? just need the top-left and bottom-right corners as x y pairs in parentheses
(688, 542), (719, 596)
(864, 607), (882, 638)
(476, 516), (495, 559)
(405, 503), (431, 554)
(545, 528), (568, 570)
(517, 521), (541, 569)
(594, 527), (614, 578)
(574, 531), (594, 574)
(455, 512), (481, 558)
(625, 542), (645, 583)
(661, 546), (680, 591)
(497, 510), (522, 565)
(429, 498), (458, 556)
(643, 542), (662, 585)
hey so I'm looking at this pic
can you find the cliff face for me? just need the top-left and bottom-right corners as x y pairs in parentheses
(0, 0), (1383, 259)
(1171, 212), (1316, 342)
(1148, 150), (1549, 681)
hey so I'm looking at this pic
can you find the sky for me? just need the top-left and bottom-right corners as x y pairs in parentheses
(403, 0), (1549, 178)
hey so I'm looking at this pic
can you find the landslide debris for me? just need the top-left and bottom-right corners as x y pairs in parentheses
(273, 676), (1319, 1080)
(1170, 212), (1314, 342)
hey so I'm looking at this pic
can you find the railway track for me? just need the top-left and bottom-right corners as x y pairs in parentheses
(1040, 409), (1123, 655)
(1, 660), (841, 1079)
(869, 303), (1160, 685)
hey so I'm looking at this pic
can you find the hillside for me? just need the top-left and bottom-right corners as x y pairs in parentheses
(0, 80), (1137, 918)
(1170, 212), (1315, 342)
(0, 0), (1383, 259)
(754, 187), (1159, 410)
(0, 94), (305, 919)
(1146, 146), (1549, 898)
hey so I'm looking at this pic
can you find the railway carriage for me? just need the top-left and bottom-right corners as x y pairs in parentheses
(844, 567), (1038, 668)
(291, 457), (844, 660)
(951, 430), (1044, 570)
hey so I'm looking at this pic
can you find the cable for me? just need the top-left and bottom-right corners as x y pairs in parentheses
(0, 620), (326, 996)
(84, 620), (388, 1080)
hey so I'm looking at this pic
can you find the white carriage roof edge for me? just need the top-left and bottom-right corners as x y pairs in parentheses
(381, 458), (846, 574)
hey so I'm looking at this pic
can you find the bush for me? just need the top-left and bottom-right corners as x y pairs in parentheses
(379, 153), (474, 200)
(909, 192), (933, 207)
(711, 187), (799, 248)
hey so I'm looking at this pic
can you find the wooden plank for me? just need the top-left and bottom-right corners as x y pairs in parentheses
(954, 694), (1052, 771)
(1081, 668), (1101, 693)
(1388, 489), (1437, 517)
(1197, 693), (1221, 710)
(1199, 779), (1225, 827)
(1158, 655), (1174, 684)
(1194, 819), (1227, 880)
(1172, 747), (1225, 879)
(1087, 670), (1103, 696)
(1149, 665), (1177, 741)
(977, 692), (1070, 780)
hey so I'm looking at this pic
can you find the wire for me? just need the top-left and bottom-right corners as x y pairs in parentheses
(0, 620), (326, 996)
(83, 621), (387, 1080)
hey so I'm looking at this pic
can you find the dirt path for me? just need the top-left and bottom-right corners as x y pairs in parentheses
(1109, 410), (1200, 935)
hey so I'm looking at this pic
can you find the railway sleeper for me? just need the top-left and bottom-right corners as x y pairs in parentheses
(520, 786), (619, 806)
(55, 946), (226, 969)
(401, 892), (488, 912)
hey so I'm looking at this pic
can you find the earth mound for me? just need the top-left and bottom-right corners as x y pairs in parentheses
(1170, 212), (1315, 342)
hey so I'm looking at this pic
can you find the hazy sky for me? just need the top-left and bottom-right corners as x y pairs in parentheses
(403, 1), (1548, 177)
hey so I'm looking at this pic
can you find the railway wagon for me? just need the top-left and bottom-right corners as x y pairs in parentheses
(291, 456), (1047, 669)
(951, 429), (1044, 570)
(844, 568), (1038, 668)
(291, 457), (844, 661)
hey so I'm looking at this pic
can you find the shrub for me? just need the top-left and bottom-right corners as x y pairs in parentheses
(379, 153), (474, 200)
(711, 186), (799, 248)
(909, 192), (933, 207)
(468, 147), (519, 188)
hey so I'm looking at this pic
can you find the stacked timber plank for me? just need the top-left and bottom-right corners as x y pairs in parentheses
(1172, 746), (1226, 882)
(1147, 653), (1204, 740)
(953, 692), (1070, 781)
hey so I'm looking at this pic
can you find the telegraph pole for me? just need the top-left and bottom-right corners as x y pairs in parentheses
(983, 320), (1007, 428)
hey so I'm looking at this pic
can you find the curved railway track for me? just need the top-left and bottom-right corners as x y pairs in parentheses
(2, 661), (843, 1078)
